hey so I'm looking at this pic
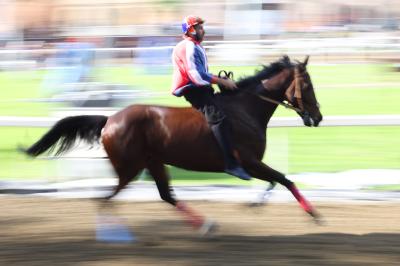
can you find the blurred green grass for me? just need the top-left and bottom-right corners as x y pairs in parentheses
(0, 127), (57, 180)
(267, 126), (400, 173)
(364, 184), (400, 191)
(0, 71), (53, 116)
(1, 63), (399, 181)
(95, 64), (400, 116)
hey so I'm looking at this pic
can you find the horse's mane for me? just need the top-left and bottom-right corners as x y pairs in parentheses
(217, 55), (293, 97)
(215, 55), (294, 100)
(235, 55), (293, 90)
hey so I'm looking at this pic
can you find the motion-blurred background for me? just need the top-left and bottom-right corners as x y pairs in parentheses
(1, 0), (399, 189)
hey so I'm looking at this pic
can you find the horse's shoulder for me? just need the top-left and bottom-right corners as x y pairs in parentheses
(123, 104), (202, 120)
(121, 104), (188, 112)
(143, 105), (197, 114)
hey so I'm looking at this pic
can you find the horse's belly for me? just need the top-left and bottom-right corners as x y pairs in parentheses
(162, 141), (225, 172)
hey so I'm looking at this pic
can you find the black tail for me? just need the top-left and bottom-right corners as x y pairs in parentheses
(24, 115), (108, 157)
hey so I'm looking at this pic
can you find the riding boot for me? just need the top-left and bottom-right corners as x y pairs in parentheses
(211, 119), (252, 181)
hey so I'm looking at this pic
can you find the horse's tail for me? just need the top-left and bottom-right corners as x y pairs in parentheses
(23, 115), (108, 157)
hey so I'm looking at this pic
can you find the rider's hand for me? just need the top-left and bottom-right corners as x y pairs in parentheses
(217, 78), (237, 90)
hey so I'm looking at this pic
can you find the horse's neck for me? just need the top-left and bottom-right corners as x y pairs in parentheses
(221, 89), (276, 136)
(248, 91), (279, 130)
(239, 72), (293, 130)
(219, 68), (293, 135)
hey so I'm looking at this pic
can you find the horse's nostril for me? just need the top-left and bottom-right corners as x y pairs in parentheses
(303, 117), (312, 127)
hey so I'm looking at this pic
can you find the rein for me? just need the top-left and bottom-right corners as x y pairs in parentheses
(255, 91), (302, 113)
(218, 69), (304, 113)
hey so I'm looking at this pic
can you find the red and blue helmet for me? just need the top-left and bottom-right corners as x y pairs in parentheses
(181, 15), (204, 35)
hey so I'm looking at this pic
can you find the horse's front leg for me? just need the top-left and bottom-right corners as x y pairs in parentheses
(244, 160), (321, 222)
(147, 160), (217, 235)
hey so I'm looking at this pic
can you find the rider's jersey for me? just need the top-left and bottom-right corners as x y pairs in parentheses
(171, 36), (217, 96)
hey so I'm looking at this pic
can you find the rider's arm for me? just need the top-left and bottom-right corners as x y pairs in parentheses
(184, 41), (217, 86)
(173, 41), (236, 91)
(184, 42), (237, 90)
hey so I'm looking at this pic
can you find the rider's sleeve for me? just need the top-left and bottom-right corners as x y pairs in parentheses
(185, 41), (218, 85)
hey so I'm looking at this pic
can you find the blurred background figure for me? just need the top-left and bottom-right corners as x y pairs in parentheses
(41, 37), (96, 96)
(135, 36), (174, 75)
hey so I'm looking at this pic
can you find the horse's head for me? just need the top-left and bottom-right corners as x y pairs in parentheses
(254, 56), (322, 127)
(234, 55), (322, 127)
(287, 56), (323, 127)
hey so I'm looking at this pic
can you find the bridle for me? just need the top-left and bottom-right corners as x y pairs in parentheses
(265, 67), (306, 113)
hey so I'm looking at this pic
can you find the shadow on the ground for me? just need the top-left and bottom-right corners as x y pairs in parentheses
(0, 218), (399, 266)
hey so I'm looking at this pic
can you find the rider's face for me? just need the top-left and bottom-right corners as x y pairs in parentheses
(193, 24), (205, 42)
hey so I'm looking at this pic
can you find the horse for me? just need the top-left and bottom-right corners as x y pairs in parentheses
(23, 55), (323, 232)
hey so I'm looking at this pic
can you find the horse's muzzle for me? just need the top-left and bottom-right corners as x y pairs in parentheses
(312, 114), (323, 127)
(299, 111), (322, 127)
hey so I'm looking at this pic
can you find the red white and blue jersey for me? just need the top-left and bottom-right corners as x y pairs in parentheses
(171, 36), (217, 96)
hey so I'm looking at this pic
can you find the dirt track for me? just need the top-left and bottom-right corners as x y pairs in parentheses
(0, 197), (399, 266)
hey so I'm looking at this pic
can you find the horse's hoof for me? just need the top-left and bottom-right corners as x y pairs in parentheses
(309, 211), (325, 226)
(96, 198), (115, 211)
(198, 219), (218, 236)
(249, 201), (266, 208)
(313, 215), (325, 226)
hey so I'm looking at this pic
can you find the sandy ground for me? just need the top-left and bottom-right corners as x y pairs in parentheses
(0, 197), (399, 266)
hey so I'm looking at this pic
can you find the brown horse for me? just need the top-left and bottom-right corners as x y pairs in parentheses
(23, 55), (323, 231)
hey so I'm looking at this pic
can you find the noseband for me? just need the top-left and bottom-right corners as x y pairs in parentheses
(283, 68), (306, 112)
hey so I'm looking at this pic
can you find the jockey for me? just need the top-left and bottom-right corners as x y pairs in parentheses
(171, 15), (251, 181)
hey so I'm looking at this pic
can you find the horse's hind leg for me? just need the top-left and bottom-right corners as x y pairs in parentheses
(147, 160), (214, 232)
(105, 160), (144, 200)
(103, 144), (145, 200)
(245, 160), (319, 219)
(146, 160), (176, 206)
(101, 126), (146, 201)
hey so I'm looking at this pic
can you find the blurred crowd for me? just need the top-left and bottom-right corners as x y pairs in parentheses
(0, 0), (399, 56)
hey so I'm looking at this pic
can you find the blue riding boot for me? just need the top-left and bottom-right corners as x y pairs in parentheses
(225, 166), (252, 181)
(200, 102), (252, 181)
(210, 118), (252, 181)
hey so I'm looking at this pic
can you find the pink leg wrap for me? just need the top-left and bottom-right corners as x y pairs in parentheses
(289, 184), (313, 213)
(176, 202), (204, 228)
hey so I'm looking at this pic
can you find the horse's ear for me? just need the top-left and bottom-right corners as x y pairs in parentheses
(303, 55), (309, 66)
(282, 55), (291, 64)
